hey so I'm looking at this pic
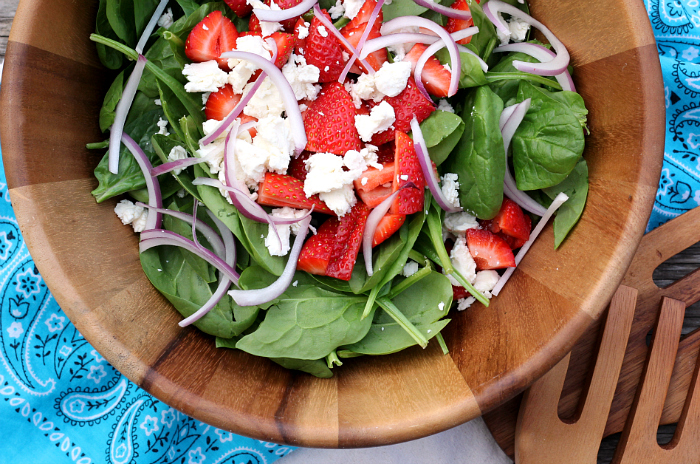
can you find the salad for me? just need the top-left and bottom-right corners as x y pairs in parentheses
(89, 0), (588, 378)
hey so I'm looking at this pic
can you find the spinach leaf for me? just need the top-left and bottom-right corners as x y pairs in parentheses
(548, 90), (589, 130)
(156, 80), (189, 142)
(348, 228), (407, 294)
(236, 285), (372, 360)
(134, 0), (160, 38)
(106, 0), (136, 45)
(382, 0), (428, 21)
(418, 110), (465, 166)
(310, 274), (354, 293)
(512, 81), (585, 190)
(436, 49), (487, 89)
(270, 358), (333, 378)
(162, 207), (217, 283)
(99, 71), (125, 132)
(175, 0), (206, 17)
(465, 0), (497, 59)
(488, 51), (549, 103)
(126, 91), (159, 126)
(445, 85), (505, 219)
(237, 214), (287, 276)
(95, 0), (124, 69)
(542, 158), (589, 248)
(238, 265), (279, 309)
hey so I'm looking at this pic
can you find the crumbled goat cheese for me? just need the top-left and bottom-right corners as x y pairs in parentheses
(437, 99), (455, 113)
(157, 8), (174, 29)
(402, 260), (419, 277)
(445, 236), (477, 287)
(115, 200), (148, 233)
(329, 0), (345, 19)
(355, 101), (395, 142)
(299, 103), (308, 112)
(443, 211), (480, 235)
(167, 146), (189, 175)
(182, 60), (228, 93)
(297, 22), (310, 39)
(246, 0), (284, 36)
(441, 173), (460, 208)
(387, 43), (407, 62)
(317, 25), (329, 37)
(282, 54), (321, 100)
(343, 145), (382, 172)
(438, 302), (445, 311)
(374, 61), (412, 97)
(154, 98), (162, 106)
(265, 207), (309, 256)
(351, 73), (385, 104)
(303, 152), (361, 216)
(241, 77), (286, 119)
(497, 14), (531, 45)
(227, 35), (273, 93)
(195, 118), (239, 174)
(157, 117), (170, 136)
(320, 185), (357, 217)
(343, 0), (364, 19)
(202, 92), (211, 105)
(233, 116), (294, 189)
(457, 297), (476, 311)
(474, 270), (500, 298)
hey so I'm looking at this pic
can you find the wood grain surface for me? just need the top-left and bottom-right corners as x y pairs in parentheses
(0, 0), (665, 451)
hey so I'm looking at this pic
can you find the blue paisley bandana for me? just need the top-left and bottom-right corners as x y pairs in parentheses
(646, 0), (700, 231)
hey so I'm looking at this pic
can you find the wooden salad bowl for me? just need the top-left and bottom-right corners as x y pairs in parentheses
(0, 0), (664, 448)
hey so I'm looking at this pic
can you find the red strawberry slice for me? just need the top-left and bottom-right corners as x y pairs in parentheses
(269, 32), (296, 67)
(491, 198), (531, 241)
(326, 203), (371, 280)
(453, 285), (470, 300)
(347, 0), (382, 29)
(376, 141), (395, 163)
(372, 214), (406, 247)
(465, 228), (516, 270)
(225, 0), (253, 18)
(341, 22), (387, 72)
(304, 82), (362, 154)
(287, 151), (313, 181)
(204, 85), (258, 136)
(249, 13), (263, 35)
(293, 17), (309, 55)
(491, 214), (531, 249)
(353, 162), (395, 191)
(238, 31), (262, 38)
(403, 43), (452, 98)
(357, 185), (393, 208)
(305, 10), (346, 82)
(445, 0), (474, 45)
(297, 219), (337, 275)
(257, 172), (334, 214)
(185, 11), (239, 70)
(390, 131), (425, 215)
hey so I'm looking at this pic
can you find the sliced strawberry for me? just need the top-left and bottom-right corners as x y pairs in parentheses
(185, 11), (239, 70)
(225, 0), (253, 18)
(341, 22), (387, 72)
(453, 285), (470, 300)
(490, 198), (531, 241)
(390, 131), (425, 215)
(238, 30), (262, 38)
(445, 0), (474, 45)
(205, 84), (241, 121)
(269, 32), (296, 68)
(293, 17), (309, 55)
(353, 163), (395, 192)
(357, 185), (393, 208)
(304, 82), (361, 154)
(347, 0), (382, 29)
(493, 214), (531, 249)
(267, 0), (305, 31)
(403, 43), (452, 98)
(249, 13), (262, 35)
(287, 151), (313, 181)
(257, 172), (334, 214)
(305, 10), (346, 82)
(376, 141), (395, 163)
(325, 203), (371, 280)
(297, 219), (337, 275)
(465, 229), (516, 270)
(372, 214), (406, 247)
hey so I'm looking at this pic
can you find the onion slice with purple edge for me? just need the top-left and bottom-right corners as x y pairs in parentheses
(495, 42), (575, 91)
(412, 0), (472, 20)
(339, 0), (385, 83)
(223, 120), (247, 192)
(380, 17), (461, 96)
(229, 216), (312, 306)
(312, 4), (374, 74)
(410, 117), (461, 213)
(151, 157), (207, 176)
(483, 0), (570, 76)
(217, 51), (306, 155)
(491, 192), (568, 296)
(363, 183), (416, 276)
(254, 0), (317, 22)
(139, 229), (240, 284)
(136, 203), (226, 258)
(178, 211), (238, 327)
(136, 0), (170, 54)
(109, 55), (147, 174)
(121, 133), (162, 231)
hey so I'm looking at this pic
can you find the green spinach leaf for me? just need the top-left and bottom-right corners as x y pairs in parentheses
(99, 71), (125, 132)
(436, 49), (487, 89)
(382, 0), (428, 21)
(417, 110), (465, 166)
(542, 158), (588, 248)
(95, 0), (124, 69)
(106, 0), (136, 45)
(270, 358), (333, 378)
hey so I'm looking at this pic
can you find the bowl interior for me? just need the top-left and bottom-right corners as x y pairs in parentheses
(0, 0), (664, 448)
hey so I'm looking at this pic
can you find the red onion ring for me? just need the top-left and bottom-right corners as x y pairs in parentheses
(121, 133), (162, 231)
(136, 0), (170, 54)
(381, 17), (461, 96)
(412, 0), (472, 20)
(495, 42), (575, 91)
(338, 0), (385, 83)
(151, 157), (207, 176)
(219, 51), (307, 155)
(410, 117), (462, 213)
(254, 0), (317, 22)
(312, 4), (374, 74)
(491, 192), (568, 296)
(229, 215), (311, 306)
(109, 55), (147, 174)
(483, 0), (570, 76)
(223, 120), (248, 192)
(140, 229), (240, 284)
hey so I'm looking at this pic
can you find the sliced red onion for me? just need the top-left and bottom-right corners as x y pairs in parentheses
(483, 0), (570, 76)
(499, 103), (517, 129)
(381, 17), (460, 96)
(151, 157), (207, 176)
(136, 0), (170, 54)
(412, 0), (472, 19)
(254, 0), (317, 22)
(223, 120), (246, 192)
(109, 55), (147, 174)
(501, 99), (530, 152)
(191, 200), (202, 250)
(414, 40), (449, 99)
(136, 202), (225, 258)
(495, 42), (575, 91)
(410, 117), (461, 213)
(121, 133), (162, 231)
(219, 50), (307, 155)
(491, 192), (569, 296)
(229, 216), (312, 306)
(140, 229), (240, 284)
(338, 0), (385, 83)
(313, 4), (374, 74)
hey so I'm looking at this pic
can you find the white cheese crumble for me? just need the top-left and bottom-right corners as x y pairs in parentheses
(157, 117), (170, 136)
(387, 43), (407, 62)
(317, 25), (329, 37)
(474, 270), (500, 298)
(234, 115), (294, 188)
(227, 35), (273, 94)
(297, 22), (310, 39)
(182, 60), (228, 93)
(438, 99), (455, 113)
(374, 61), (412, 97)
(402, 260), (419, 277)
(246, 0), (284, 36)
(282, 54), (321, 101)
(241, 77), (286, 119)
(444, 235), (477, 287)
(115, 200), (148, 233)
(157, 7), (174, 29)
(265, 207), (310, 256)
(351, 73), (385, 105)
(497, 14), (531, 45)
(457, 297), (476, 311)
(343, 0), (364, 19)
(167, 146), (189, 175)
(154, 98), (162, 106)
(443, 211), (480, 235)
(355, 101), (395, 142)
(329, 0), (345, 19)
(303, 152), (362, 216)
(441, 173), (460, 208)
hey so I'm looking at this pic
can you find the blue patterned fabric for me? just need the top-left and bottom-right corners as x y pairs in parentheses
(645, 0), (700, 231)
(0, 150), (294, 463)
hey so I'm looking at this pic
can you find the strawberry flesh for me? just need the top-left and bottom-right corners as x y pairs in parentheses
(257, 172), (334, 214)
(297, 219), (337, 275)
(357, 185), (393, 208)
(185, 11), (239, 70)
(391, 131), (425, 215)
(305, 10), (346, 82)
(445, 0), (475, 45)
(353, 163), (395, 192)
(403, 43), (452, 98)
(466, 229), (516, 270)
(341, 22), (386, 72)
(304, 82), (361, 154)
(287, 151), (313, 182)
(372, 214), (406, 247)
(225, 0), (253, 18)
(269, 32), (296, 68)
